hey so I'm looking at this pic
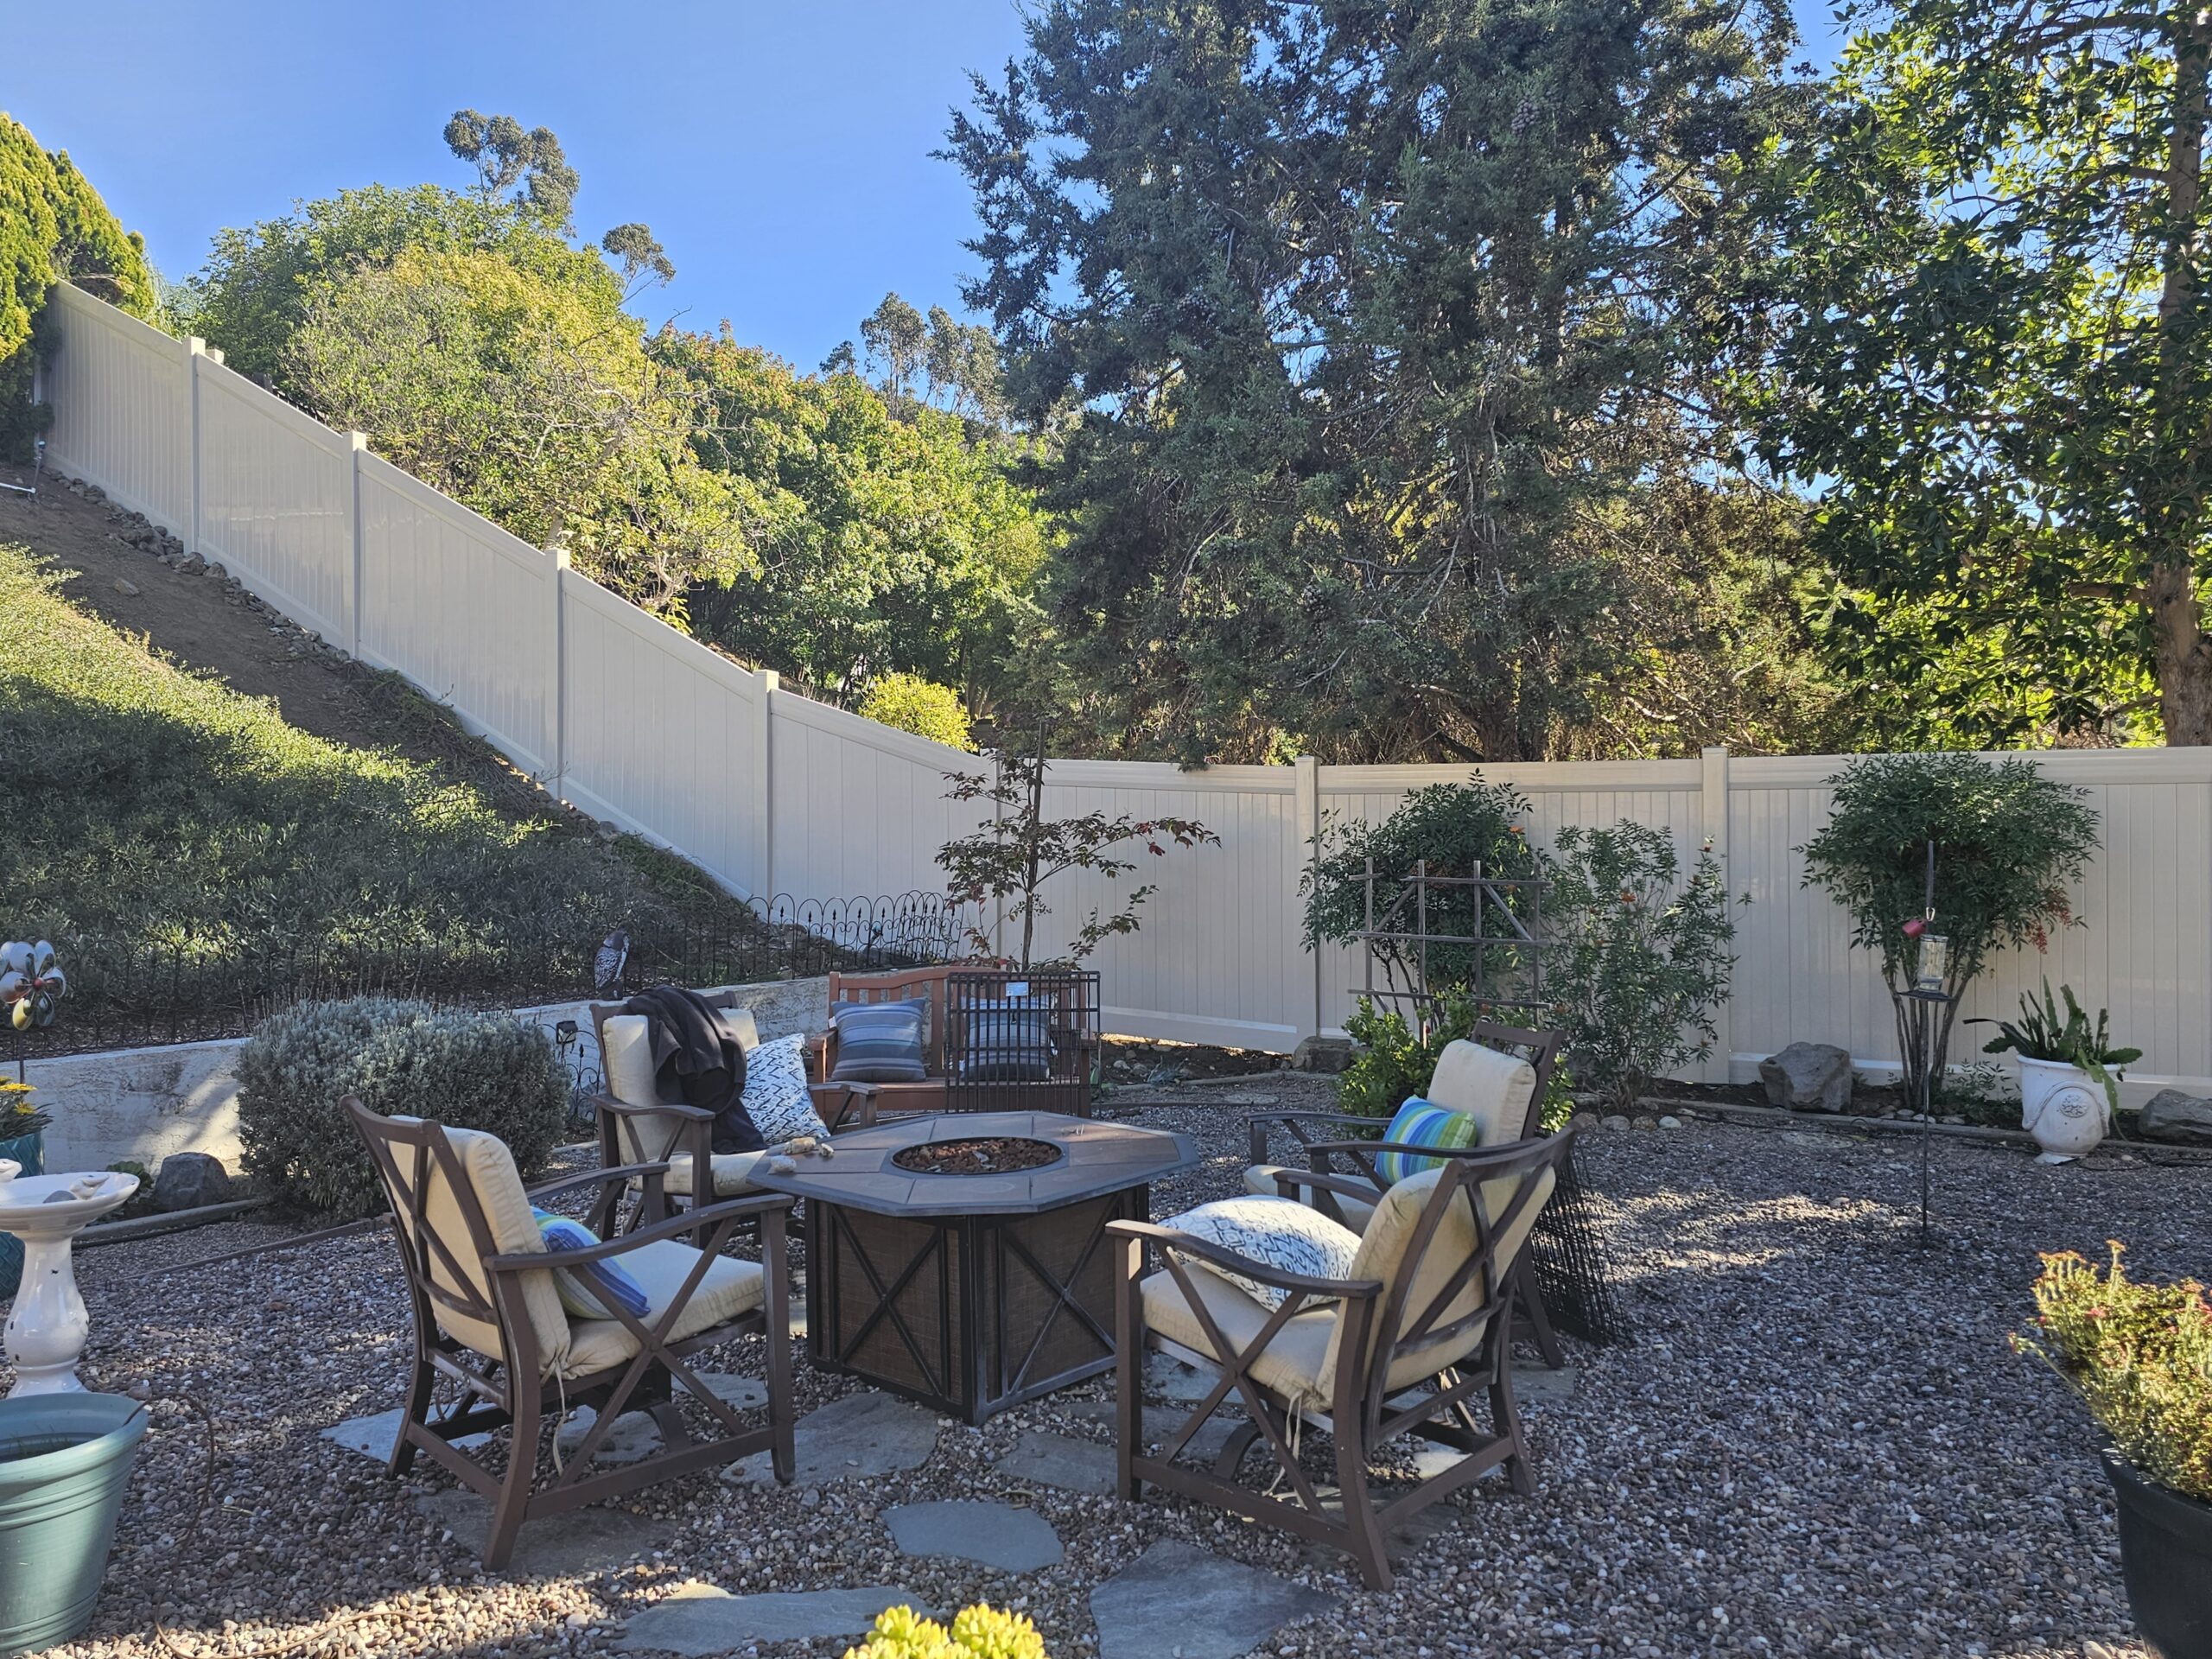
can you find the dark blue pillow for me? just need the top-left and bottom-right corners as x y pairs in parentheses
(830, 997), (929, 1083)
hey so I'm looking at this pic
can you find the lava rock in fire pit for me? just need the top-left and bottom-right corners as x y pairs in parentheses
(891, 1136), (1064, 1176)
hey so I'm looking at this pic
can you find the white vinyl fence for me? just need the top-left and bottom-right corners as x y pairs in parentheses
(37, 284), (2212, 1098)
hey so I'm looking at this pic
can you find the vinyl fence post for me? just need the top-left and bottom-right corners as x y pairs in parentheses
(347, 432), (367, 663)
(1296, 754), (1323, 1041)
(753, 671), (779, 901)
(186, 337), (205, 553)
(1700, 745), (1732, 1084)
(548, 548), (571, 803)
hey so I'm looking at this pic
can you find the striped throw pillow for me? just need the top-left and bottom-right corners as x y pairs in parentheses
(829, 998), (930, 1083)
(1375, 1096), (1480, 1185)
(533, 1209), (651, 1322)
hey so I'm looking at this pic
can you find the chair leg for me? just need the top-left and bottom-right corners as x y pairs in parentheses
(1516, 1264), (1566, 1370)
(390, 1351), (435, 1477)
(1333, 1418), (1394, 1592)
(483, 1389), (542, 1571)
(764, 1242), (796, 1484)
(1114, 1240), (1143, 1501)
(1489, 1347), (1535, 1497)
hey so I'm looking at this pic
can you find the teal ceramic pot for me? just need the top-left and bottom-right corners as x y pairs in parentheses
(0, 1134), (42, 1302)
(0, 1393), (149, 1657)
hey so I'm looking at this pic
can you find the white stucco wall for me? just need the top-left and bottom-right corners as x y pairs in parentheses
(21, 977), (832, 1175)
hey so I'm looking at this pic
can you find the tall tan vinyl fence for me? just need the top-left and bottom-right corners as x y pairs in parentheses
(35, 284), (2212, 1097)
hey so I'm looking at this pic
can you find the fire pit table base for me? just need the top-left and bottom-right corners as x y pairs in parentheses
(753, 1111), (1196, 1427)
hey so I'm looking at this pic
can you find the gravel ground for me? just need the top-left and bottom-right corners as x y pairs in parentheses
(33, 1084), (2203, 1659)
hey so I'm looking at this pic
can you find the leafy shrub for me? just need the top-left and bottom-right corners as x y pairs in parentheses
(2016, 1243), (2212, 1503)
(1338, 994), (1573, 1131)
(1303, 782), (1543, 999)
(842, 1604), (1047, 1659)
(860, 674), (975, 750)
(1800, 753), (2099, 1098)
(1544, 823), (1738, 1114)
(238, 995), (565, 1219)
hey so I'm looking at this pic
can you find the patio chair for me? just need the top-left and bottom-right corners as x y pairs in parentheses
(588, 990), (874, 1237)
(1110, 1129), (1569, 1589)
(1242, 1025), (1573, 1366)
(346, 1099), (794, 1570)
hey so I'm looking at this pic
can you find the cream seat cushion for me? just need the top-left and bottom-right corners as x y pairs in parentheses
(1144, 1160), (1554, 1400)
(563, 1240), (766, 1376)
(1240, 1165), (1378, 1232)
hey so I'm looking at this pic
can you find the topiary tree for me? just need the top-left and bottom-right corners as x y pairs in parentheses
(1800, 752), (2100, 1102)
(237, 995), (566, 1219)
(860, 673), (974, 750)
(0, 114), (153, 461)
(1301, 780), (1544, 1005)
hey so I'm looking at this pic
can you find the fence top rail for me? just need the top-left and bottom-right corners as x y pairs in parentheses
(194, 355), (355, 459)
(358, 450), (555, 580)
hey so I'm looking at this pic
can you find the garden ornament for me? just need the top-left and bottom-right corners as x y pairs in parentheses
(0, 942), (66, 1034)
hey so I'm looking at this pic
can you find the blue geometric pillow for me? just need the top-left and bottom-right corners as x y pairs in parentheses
(533, 1209), (651, 1321)
(1374, 1096), (1481, 1185)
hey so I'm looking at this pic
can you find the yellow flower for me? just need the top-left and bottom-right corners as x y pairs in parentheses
(0, 1080), (31, 1098)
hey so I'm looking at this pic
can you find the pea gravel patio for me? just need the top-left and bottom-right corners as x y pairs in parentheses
(27, 1081), (2205, 1659)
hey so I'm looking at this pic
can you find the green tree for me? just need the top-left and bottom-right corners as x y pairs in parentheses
(859, 673), (976, 749)
(657, 326), (1047, 707)
(944, 0), (1811, 765)
(288, 247), (753, 613)
(1, 114), (153, 459)
(443, 109), (580, 226)
(1761, 0), (2212, 745)
(860, 293), (929, 404)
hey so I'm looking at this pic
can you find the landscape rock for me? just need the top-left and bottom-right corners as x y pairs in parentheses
(152, 1152), (232, 1212)
(1292, 1033), (1354, 1074)
(1090, 1541), (1336, 1659)
(884, 1500), (1063, 1572)
(1758, 1041), (1854, 1114)
(415, 1489), (673, 1575)
(2139, 1088), (2212, 1145)
(177, 552), (206, 575)
(994, 1428), (1115, 1495)
(725, 1387), (936, 1486)
(111, 577), (139, 595)
(618, 1582), (923, 1652)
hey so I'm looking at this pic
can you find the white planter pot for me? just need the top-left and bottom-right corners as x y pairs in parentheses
(2018, 1057), (2109, 1163)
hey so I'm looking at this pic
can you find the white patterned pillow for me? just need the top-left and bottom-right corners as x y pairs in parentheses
(741, 1033), (825, 1144)
(1158, 1196), (1363, 1311)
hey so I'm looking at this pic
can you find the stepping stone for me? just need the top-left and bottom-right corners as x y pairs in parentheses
(1512, 1361), (1580, 1409)
(556, 1407), (661, 1467)
(1146, 1352), (1217, 1403)
(885, 1499), (1063, 1572)
(617, 1580), (925, 1653)
(682, 1370), (768, 1411)
(1059, 1400), (1243, 1465)
(725, 1388), (937, 1487)
(995, 1428), (1114, 1495)
(416, 1489), (675, 1577)
(1091, 1541), (1335, 1659)
(323, 1408), (490, 1464)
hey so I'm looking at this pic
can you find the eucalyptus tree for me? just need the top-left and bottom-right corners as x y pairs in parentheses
(1764, 0), (2212, 745)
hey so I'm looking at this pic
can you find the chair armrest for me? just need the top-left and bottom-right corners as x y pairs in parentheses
(1257, 1165), (1389, 1205)
(1303, 1133), (1564, 1172)
(1104, 1217), (1384, 1302)
(1246, 1109), (1382, 1165)
(486, 1190), (797, 1271)
(589, 1090), (714, 1123)
(524, 1160), (671, 1203)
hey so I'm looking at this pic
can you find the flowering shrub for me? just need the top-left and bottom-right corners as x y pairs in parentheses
(2015, 1243), (2212, 1503)
(1338, 994), (1573, 1130)
(1544, 822), (1738, 1114)
(238, 995), (565, 1219)
(842, 1603), (1047, 1659)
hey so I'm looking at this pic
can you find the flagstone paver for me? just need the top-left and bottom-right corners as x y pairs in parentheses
(1090, 1540), (1336, 1659)
(616, 1581), (925, 1654)
(725, 1387), (938, 1486)
(414, 1490), (675, 1577)
(884, 1499), (1064, 1572)
(993, 1427), (1115, 1494)
(323, 1408), (489, 1464)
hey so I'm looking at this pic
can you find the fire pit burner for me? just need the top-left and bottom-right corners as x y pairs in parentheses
(891, 1136), (1065, 1176)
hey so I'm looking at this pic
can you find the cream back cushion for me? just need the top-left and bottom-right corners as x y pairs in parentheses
(1318, 1160), (1556, 1390)
(383, 1119), (572, 1374)
(1426, 1040), (1538, 1147)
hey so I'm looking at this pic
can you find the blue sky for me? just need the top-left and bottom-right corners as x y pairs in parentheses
(15, 0), (1850, 371)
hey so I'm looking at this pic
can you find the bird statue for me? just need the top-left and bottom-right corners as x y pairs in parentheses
(0, 941), (65, 1034)
(592, 929), (631, 997)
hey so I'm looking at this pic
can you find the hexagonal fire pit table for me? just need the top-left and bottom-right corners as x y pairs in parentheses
(752, 1111), (1195, 1425)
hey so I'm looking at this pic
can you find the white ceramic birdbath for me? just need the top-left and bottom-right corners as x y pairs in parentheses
(0, 1170), (137, 1396)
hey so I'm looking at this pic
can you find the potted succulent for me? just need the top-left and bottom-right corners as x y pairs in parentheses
(2016, 1244), (2212, 1656)
(1973, 981), (2139, 1163)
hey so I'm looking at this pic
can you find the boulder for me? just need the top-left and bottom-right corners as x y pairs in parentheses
(1293, 1033), (1355, 1074)
(1758, 1041), (1854, 1114)
(2139, 1090), (2212, 1146)
(153, 1152), (234, 1212)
